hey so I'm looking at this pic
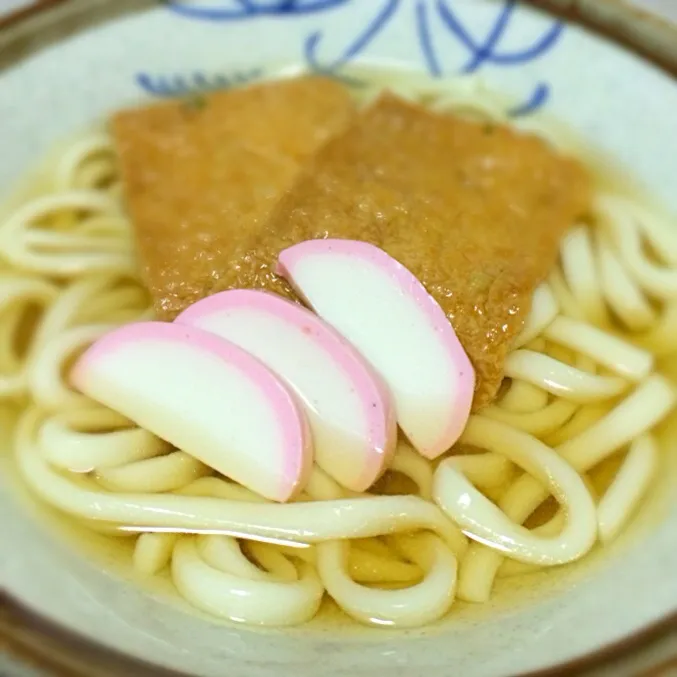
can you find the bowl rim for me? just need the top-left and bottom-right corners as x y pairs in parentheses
(1, 1), (677, 675)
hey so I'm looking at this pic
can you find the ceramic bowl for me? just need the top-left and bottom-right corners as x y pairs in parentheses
(1, 2), (677, 676)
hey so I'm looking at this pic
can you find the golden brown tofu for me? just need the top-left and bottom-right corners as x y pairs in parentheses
(229, 93), (591, 408)
(112, 76), (355, 319)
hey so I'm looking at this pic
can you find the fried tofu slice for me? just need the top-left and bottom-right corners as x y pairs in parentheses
(231, 93), (591, 408)
(112, 76), (355, 319)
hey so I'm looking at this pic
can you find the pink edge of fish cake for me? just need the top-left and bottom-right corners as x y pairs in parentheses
(175, 289), (397, 491)
(70, 320), (313, 502)
(276, 239), (476, 458)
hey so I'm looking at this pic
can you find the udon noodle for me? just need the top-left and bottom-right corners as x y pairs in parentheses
(2, 72), (677, 628)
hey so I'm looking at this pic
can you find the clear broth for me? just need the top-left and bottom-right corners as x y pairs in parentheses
(2, 68), (677, 634)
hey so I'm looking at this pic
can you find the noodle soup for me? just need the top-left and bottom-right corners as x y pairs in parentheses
(2, 68), (677, 633)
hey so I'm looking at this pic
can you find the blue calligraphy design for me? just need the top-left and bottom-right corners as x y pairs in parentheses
(139, 0), (564, 115)
(508, 82), (549, 117)
(303, 0), (400, 73)
(136, 69), (263, 97)
(162, 0), (350, 21)
(415, 1), (442, 77)
(435, 1), (563, 73)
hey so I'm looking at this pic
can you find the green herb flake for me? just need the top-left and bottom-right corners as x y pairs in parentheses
(181, 93), (208, 113)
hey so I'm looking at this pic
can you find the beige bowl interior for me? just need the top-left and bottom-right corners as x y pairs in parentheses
(1, 2), (677, 676)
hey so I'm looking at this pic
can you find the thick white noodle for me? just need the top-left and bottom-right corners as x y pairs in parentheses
(548, 196), (677, 358)
(482, 397), (578, 436)
(18, 407), (468, 555)
(499, 381), (549, 413)
(177, 476), (269, 503)
(389, 442), (434, 500)
(94, 451), (211, 493)
(172, 537), (323, 626)
(457, 376), (675, 602)
(596, 195), (677, 299)
(434, 417), (597, 565)
(559, 226), (608, 325)
(197, 535), (278, 580)
(133, 532), (180, 576)
(39, 408), (167, 473)
(497, 512), (567, 578)
(0, 275), (58, 399)
(26, 324), (116, 411)
(544, 316), (653, 381)
(504, 350), (628, 402)
(543, 402), (612, 447)
(513, 283), (559, 349)
(246, 541), (300, 581)
(54, 133), (116, 191)
(317, 536), (456, 627)
(0, 191), (133, 276)
(597, 434), (658, 543)
(596, 233), (656, 331)
(445, 453), (514, 492)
